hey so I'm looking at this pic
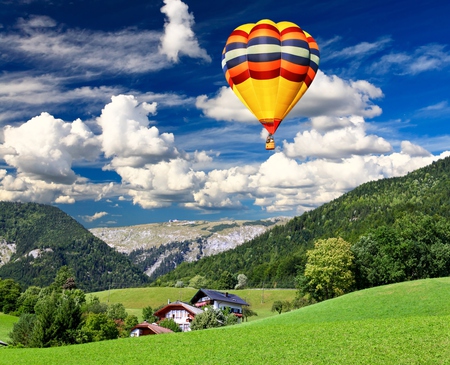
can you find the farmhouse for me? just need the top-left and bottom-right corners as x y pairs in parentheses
(191, 288), (249, 319)
(153, 301), (204, 332)
(130, 321), (173, 337)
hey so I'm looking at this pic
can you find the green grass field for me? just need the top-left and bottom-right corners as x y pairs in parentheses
(2, 278), (450, 364)
(0, 313), (18, 343)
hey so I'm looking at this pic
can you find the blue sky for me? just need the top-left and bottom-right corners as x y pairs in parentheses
(0, 0), (449, 228)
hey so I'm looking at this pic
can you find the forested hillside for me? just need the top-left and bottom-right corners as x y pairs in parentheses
(0, 202), (148, 291)
(158, 156), (450, 289)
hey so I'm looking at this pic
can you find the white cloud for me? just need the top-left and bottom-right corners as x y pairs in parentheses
(370, 44), (450, 75)
(196, 86), (254, 122)
(159, 0), (211, 63)
(283, 116), (392, 159)
(400, 141), (431, 157)
(327, 37), (392, 60)
(81, 211), (108, 222)
(97, 95), (179, 168)
(1, 112), (100, 183)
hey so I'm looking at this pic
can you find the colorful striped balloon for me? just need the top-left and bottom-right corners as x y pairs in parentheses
(222, 19), (320, 135)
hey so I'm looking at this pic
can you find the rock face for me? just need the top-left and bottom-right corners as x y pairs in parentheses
(0, 239), (16, 267)
(90, 218), (288, 279)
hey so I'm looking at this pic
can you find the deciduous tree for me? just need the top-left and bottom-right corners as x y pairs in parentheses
(299, 237), (355, 301)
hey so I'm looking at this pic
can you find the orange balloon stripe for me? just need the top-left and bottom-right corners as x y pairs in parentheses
(248, 60), (280, 72)
(280, 60), (309, 76)
(281, 27), (307, 41)
(248, 28), (280, 41)
(228, 61), (251, 78)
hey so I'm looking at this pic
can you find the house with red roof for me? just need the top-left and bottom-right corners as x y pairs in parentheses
(130, 321), (173, 337)
(153, 301), (204, 332)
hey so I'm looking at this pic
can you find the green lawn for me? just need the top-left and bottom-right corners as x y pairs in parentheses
(0, 313), (18, 343)
(2, 278), (450, 364)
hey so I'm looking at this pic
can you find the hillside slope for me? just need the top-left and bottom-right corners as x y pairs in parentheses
(90, 218), (287, 279)
(159, 156), (450, 288)
(2, 278), (450, 364)
(0, 202), (148, 291)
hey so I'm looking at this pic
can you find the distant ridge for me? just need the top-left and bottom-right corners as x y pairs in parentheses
(0, 202), (148, 291)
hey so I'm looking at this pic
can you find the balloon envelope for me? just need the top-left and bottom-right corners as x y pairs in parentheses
(222, 19), (320, 135)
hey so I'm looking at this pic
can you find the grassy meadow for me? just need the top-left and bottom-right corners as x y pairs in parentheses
(2, 278), (450, 364)
(0, 313), (18, 343)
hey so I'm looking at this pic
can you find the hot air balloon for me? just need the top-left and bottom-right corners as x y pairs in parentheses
(222, 19), (320, 150)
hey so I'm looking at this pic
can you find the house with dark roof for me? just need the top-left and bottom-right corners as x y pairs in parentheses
(153, 301), (204, 332)
(190, 288), (249, 319)
(130, 321), (173, 337)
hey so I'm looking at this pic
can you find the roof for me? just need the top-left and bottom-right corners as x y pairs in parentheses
(153, 301), (204, 317)
(131, 322), (173, 334)
(191, 289), (249, 306)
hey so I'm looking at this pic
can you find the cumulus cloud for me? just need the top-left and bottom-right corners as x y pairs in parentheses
(159, 0), (211, 62)
(196, 87), (254, 122)
(283, 116), (392, 159)
(400, 141), (431, 157)
(1, 112), (100, 183)
(97, 95), (179, 168)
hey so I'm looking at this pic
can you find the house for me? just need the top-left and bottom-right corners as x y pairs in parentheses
(153, 301), (204, 332)
(190, 288), (249, 319)
(130, 321), (173, 337)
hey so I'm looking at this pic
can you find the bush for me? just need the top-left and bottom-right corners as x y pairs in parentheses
(159, 318), (181, 332)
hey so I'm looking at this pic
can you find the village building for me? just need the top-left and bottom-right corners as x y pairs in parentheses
(130, 321), (173, 337)
(190, 288), (249, 319)
(153, 301), (204, 332)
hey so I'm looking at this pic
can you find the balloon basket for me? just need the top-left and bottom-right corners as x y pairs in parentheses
(265, 140), (275, 150)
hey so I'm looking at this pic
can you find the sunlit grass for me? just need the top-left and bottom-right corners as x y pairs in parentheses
(0, 313), (18, 343)
(2, 278), (450, 364)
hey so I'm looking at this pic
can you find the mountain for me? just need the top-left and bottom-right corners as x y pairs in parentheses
(90, 218), (288, 279)
(0, 202), (148, 291)
(157, 156), (450, 288)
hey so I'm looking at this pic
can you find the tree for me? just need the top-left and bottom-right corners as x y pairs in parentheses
(159, 318), (181, 332)
(271, 300), (291, 314)
(142, 305), (158, 323)
(15, 286), (42, 315)
(217, 271), (237, 290)
(190, 306), (237, 330)
(234, 274), (248, 290)
(123, 315), (139, 333)
(0, 278), (21, 314)
(242, 306), (258, 322)
(78, 313), (118, 343)
(299, 237), (355, 302)
(107, 302), (127, 321)
(50, 266), (75, 292)
(9, 313), (37, 347)
(188, 275), (208, 289)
